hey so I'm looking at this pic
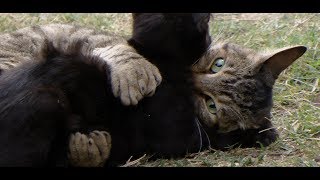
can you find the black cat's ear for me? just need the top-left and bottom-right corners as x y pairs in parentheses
(262, 45), (307, 79)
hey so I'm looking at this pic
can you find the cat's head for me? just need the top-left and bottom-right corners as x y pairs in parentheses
(192, 42), (307, 147)
(130, 13), (211, 65)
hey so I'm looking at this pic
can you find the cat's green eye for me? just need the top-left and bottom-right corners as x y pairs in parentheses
(211, 58), (225, 73)
(206, 99), (217, 114)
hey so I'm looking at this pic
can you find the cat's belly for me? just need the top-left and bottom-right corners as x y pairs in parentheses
(138, 83), (205, 157)
(105, 82), (210, 166)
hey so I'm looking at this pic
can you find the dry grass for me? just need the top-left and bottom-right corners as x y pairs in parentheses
(0, 13), (318, 167)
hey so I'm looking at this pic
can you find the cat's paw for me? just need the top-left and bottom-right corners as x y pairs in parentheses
(255, 128), (279, 147)
(110, 57), (162, 106)
(68, 131), (112, 167)
(94, 45), (162, 106)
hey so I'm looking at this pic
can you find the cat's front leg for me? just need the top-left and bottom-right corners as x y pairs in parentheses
(94, 45), (162, 106)
(68, 131), (111, 167)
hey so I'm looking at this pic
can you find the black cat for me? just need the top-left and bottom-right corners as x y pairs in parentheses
(107, 13), (212, 165)
(0, 13), (211, 166)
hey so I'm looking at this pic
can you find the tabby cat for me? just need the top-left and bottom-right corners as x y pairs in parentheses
(71, 42), (306, 166)
(192, 42), (306, 149)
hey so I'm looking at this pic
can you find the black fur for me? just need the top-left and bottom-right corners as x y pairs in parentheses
(108, 13), (212, 165)
(0, 41), (109, 166)
(0, 13), (212, 166)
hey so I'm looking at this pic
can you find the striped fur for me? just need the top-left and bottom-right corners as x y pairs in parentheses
(192, 42), (306, 149)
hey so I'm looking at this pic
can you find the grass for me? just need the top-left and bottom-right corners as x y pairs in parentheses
(0, 13), (318, 167)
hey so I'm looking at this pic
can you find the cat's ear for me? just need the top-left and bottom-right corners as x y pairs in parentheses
(262, 45), (307, 79)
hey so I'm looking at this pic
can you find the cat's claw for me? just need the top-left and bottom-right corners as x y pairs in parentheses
(68, 131), (112, 167)
(94, 45), (162, 106)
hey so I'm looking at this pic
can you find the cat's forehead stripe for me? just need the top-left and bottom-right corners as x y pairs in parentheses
(213, 42), (256, 56)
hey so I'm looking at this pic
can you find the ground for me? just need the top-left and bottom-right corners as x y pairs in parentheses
(0, 13), (318, 167)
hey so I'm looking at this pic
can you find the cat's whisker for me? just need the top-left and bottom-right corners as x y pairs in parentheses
(195, 117), (211, 150)
(194, 117), (203, 153)
(192, 57), (201, 66)
(192, 41), (215, 67)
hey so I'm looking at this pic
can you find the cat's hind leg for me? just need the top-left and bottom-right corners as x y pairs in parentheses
(68, 131), (111, 167)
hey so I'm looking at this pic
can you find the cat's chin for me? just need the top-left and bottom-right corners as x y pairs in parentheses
(209, 127), (279, 150)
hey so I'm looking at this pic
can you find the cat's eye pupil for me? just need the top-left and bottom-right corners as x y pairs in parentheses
(209, 104), (216, 109)
(215, 59), (224, 67)
(211, 58), (225, 73)
(206, 99), (217, 114)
